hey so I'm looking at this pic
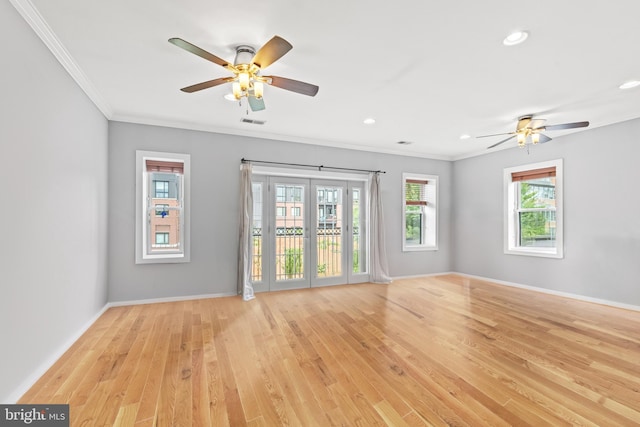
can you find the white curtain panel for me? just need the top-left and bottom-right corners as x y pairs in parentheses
(369, 173), (392, 283)
(238, 163), (255, 300)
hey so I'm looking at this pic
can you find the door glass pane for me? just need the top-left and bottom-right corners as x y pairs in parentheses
(275, 184), (305, 281)
(352, 188), (366, 274)
(251, 182), (263, 282)
(317, 186), (343, 278)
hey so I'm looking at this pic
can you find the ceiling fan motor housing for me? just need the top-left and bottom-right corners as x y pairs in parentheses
(234, 46), (256, 66)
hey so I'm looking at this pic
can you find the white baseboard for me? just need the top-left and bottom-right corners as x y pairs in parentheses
(106, 291), (237, 308)
(391, 271), (455, 281)
(5, 303), (111, 404)
(452, 272), (640, 312)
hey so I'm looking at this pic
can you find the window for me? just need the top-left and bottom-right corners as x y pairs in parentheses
(291, 207), (301, 217)
(154, 181), (169, 198)
(504, 159), (563, 258)
(136, 151), (191, 264)
(155, 232), (169, 245)
(155, 204), (169, 216)
(402, 173), (438, 251)
(276, 206), (286, 217)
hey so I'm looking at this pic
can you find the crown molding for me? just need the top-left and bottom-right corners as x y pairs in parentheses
(9, 0), (113, 118)
(111, 113), (455, 161)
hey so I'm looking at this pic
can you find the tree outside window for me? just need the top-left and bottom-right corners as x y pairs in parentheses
(518, 181), (556, 247)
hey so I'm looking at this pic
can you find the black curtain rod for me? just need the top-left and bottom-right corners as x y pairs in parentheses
(241, 158), (385, 174)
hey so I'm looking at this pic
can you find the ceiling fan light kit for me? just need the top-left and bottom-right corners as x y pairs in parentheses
(168, 35), (319, 112)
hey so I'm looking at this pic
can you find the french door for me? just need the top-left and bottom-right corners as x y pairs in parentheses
(251, 176), (368, 292)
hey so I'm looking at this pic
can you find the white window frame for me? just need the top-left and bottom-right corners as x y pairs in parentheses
(135, 150), (191, 264)
(504, 159), (563, 258)
(402, 173), (438, 252)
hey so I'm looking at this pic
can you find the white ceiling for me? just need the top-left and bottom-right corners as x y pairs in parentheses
(15, 0), (640, 160)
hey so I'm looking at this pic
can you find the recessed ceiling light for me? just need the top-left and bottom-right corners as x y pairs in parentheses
(503, 30), (529, 46)
(223, 93), (237, 101)
(619, 80), (640, 90)
(459, 134), (471, 140)
(363, 118), (376, 125)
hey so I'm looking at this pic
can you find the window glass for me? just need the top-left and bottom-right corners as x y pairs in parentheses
(517, 178), (557, 248)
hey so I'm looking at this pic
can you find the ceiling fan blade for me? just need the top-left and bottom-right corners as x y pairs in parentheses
(487, 135), (516, 149)
(538, 134), (552, 144)
(169, 38), (231, 68)
(267, 76), (319, 96)
(544, 121), (590, 131)
(248, 95), (266, 112)
(252, 36), (293, 69)
(529, 119), (546, 129)
(180, 77), (233, 93)
(476, 132), (514, 139)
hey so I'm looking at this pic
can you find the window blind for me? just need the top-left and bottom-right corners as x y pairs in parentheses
(511, 166), (555, 182)
(405, 179), (428, 206)
(146, 160), (184, 174)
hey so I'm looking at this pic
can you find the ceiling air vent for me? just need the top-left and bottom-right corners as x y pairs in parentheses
(240, 118), (266, 125)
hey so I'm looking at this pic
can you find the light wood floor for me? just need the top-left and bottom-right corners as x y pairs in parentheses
(20, 275), (640, 426)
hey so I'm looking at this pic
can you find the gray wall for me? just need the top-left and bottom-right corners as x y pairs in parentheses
(108, 122), (452, 302)
(452, 118), (640, 306)
(0, 2), (109, 402)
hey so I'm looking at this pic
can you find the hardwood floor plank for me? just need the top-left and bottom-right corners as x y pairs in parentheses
(374, 400), (412, 427)
(131, 310), (172, 424)
(113, 403), (139, 426)
(209, 302), (247, 427)
(155, 331), (181, 426)
(18, 275), (640, 426)
(174, 325), (193, 426)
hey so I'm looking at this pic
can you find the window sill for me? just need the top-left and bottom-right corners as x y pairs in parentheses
(403, 245), (438, 252)
(505, 246), (563, 259)
(136, 253), (190, 264)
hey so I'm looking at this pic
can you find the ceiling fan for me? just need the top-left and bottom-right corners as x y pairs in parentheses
(168, 35), (319, 112)
(477, 116), (589, 149)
